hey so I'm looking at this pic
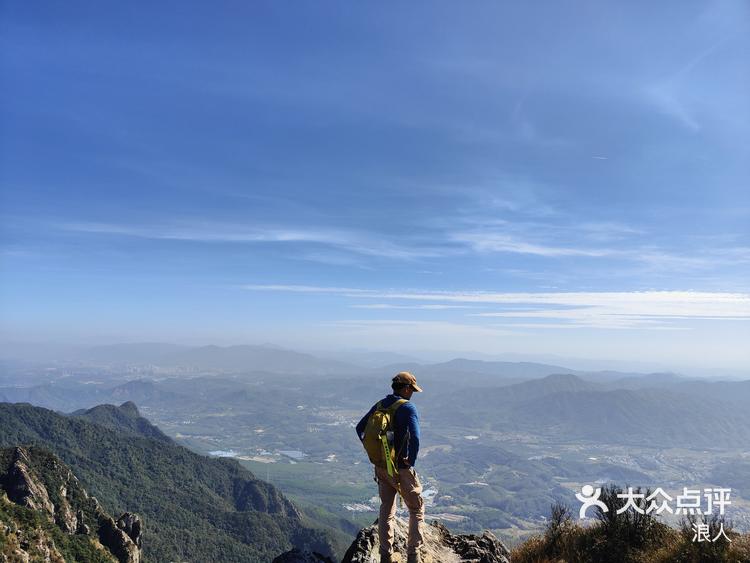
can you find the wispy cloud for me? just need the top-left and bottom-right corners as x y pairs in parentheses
(351, 303), (476, 310)
(642, 39), (727, 132)
(59, 216), (748, 277)
(242, 284), (369, 294)
(63, 221), (443, 260)
(644, 87), (702, 131)
(578, 221), (646, 240)
(244, 285), (750, 330)
(448, 223), (746, 272)
(450, 232), (611, 257)
(293, 251), (375, 269)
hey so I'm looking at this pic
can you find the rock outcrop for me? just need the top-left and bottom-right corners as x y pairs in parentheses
(98, 513), (141, 563)
(0, 446), (142, 563)
(3, 447), (56, 516)
(116, 512), (143, 550)
(342, 518), (510, 563)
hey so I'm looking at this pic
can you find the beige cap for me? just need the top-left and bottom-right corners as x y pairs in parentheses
(392, 371), (423, 392)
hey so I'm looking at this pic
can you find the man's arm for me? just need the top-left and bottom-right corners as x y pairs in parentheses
(355, 405), (375, 441)
(405, 404), (420, 467)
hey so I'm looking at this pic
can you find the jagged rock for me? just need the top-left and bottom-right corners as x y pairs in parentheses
(3, 448), (55, 517)
(76, 509), (90, 535)
(433, 522), (511, 562)
(1, 447), (86, 536)
(56, 484), (78, 534)
(117, 512), (143, 549)
(272, 547), (335, 562)
(342, 523), (377, 562)
(98, 514), (141, 563)
(342, 518), (510, 563)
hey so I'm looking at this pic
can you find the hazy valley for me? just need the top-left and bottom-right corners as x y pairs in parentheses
(3, 343), (749, 553)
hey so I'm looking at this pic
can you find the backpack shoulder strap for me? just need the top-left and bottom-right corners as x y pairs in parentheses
(386, 398), (408, 415)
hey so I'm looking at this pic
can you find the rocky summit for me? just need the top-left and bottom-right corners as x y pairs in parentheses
(274, 517), (510, 562)
(337, 517), (510, 563)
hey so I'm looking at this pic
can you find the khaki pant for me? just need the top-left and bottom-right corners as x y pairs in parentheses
(375, 465), (425, 556)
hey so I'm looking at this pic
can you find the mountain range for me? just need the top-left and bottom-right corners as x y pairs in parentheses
(0, 401), (342, 562)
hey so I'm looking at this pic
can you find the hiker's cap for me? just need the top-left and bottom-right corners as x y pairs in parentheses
(393, 371), (422, 392)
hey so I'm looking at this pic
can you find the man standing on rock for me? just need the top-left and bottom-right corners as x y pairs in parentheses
(356, 372), (425, 563)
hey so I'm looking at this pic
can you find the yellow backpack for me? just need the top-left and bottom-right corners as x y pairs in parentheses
(362, 399), (407, 477)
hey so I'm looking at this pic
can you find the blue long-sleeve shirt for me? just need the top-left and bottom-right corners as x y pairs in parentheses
(356, 394), (420, 468)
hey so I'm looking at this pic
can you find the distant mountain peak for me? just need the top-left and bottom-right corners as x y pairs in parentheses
(81, 401), (140, 420)
(118, 401), (140, 417)
(541, 373), (587, 384)
(72, 402), (170, 442)
(504, 372), (599, 397)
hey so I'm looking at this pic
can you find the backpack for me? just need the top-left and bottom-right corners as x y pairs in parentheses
(361, 399), (407, 477)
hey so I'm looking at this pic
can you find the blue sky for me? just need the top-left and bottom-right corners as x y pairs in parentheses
(1, 1), (749, 371)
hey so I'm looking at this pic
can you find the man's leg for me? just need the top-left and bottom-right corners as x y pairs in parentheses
(397, 467), (425, 556)
(376, 466), (398, 558)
